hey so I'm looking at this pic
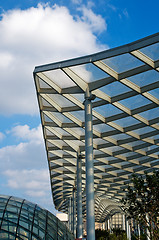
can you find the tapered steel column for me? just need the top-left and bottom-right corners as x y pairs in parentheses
(68, 197), (72, 231)
(84, 88), (95, 240)
(146, 214), (150, 240)
(107, 219), (110, 230)
(138, 224), (141, 239)
(77, 153), (83, 238)
(71, 197), (73, 232)
(123, 214), (126, 230)
(73, 187), (76, 237)
(126, 219), (131, 240)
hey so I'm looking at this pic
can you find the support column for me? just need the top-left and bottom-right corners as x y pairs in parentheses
(146, 214), (150, 240)
(107, 219), (110, 231)
(126, 219), (131, 240)
(77, 153), (83, 239)
(123, 214), (126, 231)
(71, 197), (73, 232)
(68, 197), (72, 231)
(84, 88), (96, 240)
(73, 187), (76, 237)
(138, 224), (140, 240)
(110, 217), (112, 233)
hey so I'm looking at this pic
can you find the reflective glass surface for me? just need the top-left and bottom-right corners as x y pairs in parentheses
(0, 195), (74, 240)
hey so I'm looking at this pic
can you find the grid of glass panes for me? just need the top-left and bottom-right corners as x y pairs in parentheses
(34, 33), (159, 221)
(0, 195), (74, 240)
(111, 213), (123, 229)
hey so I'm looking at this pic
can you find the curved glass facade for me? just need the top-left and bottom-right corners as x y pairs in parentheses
(0, 195), (74, 240)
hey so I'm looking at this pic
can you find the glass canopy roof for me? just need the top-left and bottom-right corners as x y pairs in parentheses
(34, 32), (159, 222)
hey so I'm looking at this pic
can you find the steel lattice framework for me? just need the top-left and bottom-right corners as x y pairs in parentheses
(34, 33), (159, 222)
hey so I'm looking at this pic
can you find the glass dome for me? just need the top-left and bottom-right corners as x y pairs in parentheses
(0, 195), (74, 240)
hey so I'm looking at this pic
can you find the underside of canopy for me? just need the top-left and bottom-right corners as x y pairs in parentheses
(34, 32), (159, 222)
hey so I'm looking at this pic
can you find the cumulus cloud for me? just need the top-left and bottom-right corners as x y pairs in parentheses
(3, 168), (55, 211)
(4, 169), (50, 193)
(0, 124), (55, 211)
(79, 6), (107, 34)
(8, 124), (43, 143)
(0, 3), (107, 116)
(0, 124), (46, 170)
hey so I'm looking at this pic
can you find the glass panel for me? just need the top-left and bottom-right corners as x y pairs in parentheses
(102, 53), (143, 73)
(4, 211), (19, 223)
(24, 200), (36, 209)
(70, 93), (84, 102)
(17, 226), (31, 239)
(0, 231), (15, 239)
(121, 152), (137, 157)
(49, 127), (71, 135)
(41, 97), (52, 107)
(145, 134), (159, 140)
(39, 78), (52, 88)
(139, 107), (159, 120)
(140, 42), (159, 61)
(70, 63), (109, 82)
(105, 146), (124, 152)
(128, 69), (159, 87)
(94, 104), (122, 117)
(51, 112), (72, 123)
(45, 128), (56, 136)
(70, 127), (85, 135)
(133, 126), (154, 135)
(119, 94), (151, 110)
(148, 88), (159, 99)
(44, 69), (76, 88)
(126, 140), (145, 147)
(99, 81), (131, 97)
(112, 133), (132, 141)
(93, 138), (109, 145)
(10, 196), (23, 204)
(113, 116), (140, 127)
(1, 220), (17, 233)
(44, 115), (52, 122)
(48, 140), (67, 147)
(49, 94), (75, 107)
(65, 140), (84, 147)
(70, 110), (84, 121)
(141, 145), (159, 152)
(19, 218), (32, 231)
(94, 124), (116, 133)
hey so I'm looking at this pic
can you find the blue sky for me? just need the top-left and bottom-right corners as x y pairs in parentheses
(0, 0), (158, 214)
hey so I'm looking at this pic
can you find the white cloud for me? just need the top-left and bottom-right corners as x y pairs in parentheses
(0, 124), (55, 212)
(108, 4), (117, 12)
(79, 6), (107, 34)
(2, 168), (55, 212)
(0, 4), (107, 116)
(0, 132), (5, 141)
(0, 125), (46, 171)
(4, 169), (50, 193)
(9, 124), (43, 143)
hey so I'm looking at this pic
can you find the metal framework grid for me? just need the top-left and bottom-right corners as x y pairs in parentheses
(34, 33), (159, 223)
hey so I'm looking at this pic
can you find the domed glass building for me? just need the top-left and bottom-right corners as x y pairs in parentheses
(0, 195), (74, 240)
